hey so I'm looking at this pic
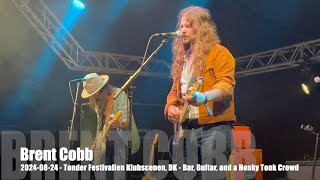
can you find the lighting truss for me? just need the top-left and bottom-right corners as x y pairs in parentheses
(12, 0), (320, 78)
(236, 39), (320, 78)
(11, 0), (171, 77)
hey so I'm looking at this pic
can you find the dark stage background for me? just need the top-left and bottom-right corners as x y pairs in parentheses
(1, 0), (320, 179)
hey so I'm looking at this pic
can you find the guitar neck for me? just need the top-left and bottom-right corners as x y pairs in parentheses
(146, 145), (155, 177)
(146, 133), (158, 178)
(100, 123), (111, 141)
(101, 111), (122, 139)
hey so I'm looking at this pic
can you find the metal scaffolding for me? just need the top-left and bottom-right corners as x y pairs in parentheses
(12, 0), (171, 77)
(12, 0), (320, 78)
(236, 39), (320, 78)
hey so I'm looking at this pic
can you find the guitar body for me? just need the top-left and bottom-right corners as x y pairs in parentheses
(93, 111), (122, 164)
(93, 133), (107, 164)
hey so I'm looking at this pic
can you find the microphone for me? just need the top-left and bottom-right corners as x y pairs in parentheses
(301, 124), (314, 133)
(154, 31), (183, 38)
(314, 76), (320, 84)
(70, 78), (86, 82)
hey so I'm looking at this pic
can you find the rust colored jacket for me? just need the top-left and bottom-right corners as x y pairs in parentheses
(164, 44), (236, 124)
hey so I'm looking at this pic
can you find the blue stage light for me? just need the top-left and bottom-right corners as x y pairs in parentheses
(72, 0), (85, 10)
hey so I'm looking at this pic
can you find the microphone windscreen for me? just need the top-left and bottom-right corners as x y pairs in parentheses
(176, 31), (183, 37)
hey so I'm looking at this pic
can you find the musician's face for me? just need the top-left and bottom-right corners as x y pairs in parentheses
(180, 16), (195, 45)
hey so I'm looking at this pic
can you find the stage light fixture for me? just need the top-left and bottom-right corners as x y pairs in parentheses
(301, 83), (310, 95)
(299, 64), (313, 95)
(72, 0), (85, 10)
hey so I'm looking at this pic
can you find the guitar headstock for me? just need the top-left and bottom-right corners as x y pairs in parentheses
(113, 111), (122, 122)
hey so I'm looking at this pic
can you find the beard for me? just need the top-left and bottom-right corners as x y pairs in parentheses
(183, 34), (196, 47)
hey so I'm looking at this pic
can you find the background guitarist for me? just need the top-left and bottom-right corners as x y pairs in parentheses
(164, 6), (236, 179)
(81, 73), (140, 165)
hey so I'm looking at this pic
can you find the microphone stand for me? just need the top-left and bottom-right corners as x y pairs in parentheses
(68, 81), (81, 142)
(301, 124), (320, 180)
(114, 37), (169, 179)
(311, 131), (319, 180)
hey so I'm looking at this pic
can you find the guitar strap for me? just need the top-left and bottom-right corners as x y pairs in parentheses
(104, 89), (115, 124)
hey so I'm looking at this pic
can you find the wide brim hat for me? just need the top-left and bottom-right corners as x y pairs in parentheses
(81, 73), (109, 98)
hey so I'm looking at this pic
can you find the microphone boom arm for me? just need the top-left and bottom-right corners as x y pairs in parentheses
(113, 36), (169, 178)
(114, 36), (169, 99)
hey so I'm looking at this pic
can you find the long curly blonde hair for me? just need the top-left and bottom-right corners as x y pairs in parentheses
(171, 6), (220, 81)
